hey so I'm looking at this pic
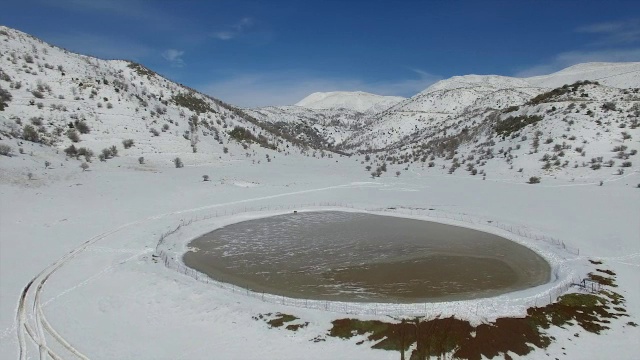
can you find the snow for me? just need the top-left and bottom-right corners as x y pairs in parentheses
(1, 153), (639, 359)
(1, 25), (640, 359)
(295, 91), (405, 113)
(526, 62), (640, 89)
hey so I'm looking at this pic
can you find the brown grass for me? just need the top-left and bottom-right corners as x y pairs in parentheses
(327, 265), (627, 359)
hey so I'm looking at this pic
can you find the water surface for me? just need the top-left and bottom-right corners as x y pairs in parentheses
(184, 211), (550, 302)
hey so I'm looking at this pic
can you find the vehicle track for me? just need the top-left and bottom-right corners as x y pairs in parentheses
(14, 182), (369, 359)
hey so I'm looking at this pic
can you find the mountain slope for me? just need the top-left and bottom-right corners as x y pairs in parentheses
(0, 25), (310, 168)
(295, 91), (404, 113)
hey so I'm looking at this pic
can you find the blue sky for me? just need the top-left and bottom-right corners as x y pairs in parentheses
(1, 0), (639, 107)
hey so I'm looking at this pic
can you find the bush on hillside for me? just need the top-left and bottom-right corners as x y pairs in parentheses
(74, 121), (91, 134)
(495, 115), (543, 137)
(0, 85), (11, 110)
(172, 92), (213, 114)
(67, 129), (80, 142)
(22, 125), (40, 142)
(0, 144), (12, 156)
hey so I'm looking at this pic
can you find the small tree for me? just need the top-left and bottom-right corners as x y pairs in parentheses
(528, 176), (541, 184)
(396, 171), (401, 177)
(202, 175), (210, 181)
(80, 162), (89, 171)
(44, 161), (51, 168)
(138, 156), (145, 164)
(173, 157), (183, 168)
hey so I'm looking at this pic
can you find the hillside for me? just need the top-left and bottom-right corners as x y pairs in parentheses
(295, 91), (404, 113)
(1, 25), (638, 186)
(0, 25), (320, 178)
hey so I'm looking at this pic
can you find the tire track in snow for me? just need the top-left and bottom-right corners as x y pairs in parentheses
(15, 181), (378, 359)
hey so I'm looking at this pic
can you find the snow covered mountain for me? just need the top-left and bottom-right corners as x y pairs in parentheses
(0, 24), (638, 184)
(295, 91), (404, 113)
(0, 25), (318, 172)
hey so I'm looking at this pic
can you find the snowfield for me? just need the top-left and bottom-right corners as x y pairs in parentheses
(1, 151), (639, 359)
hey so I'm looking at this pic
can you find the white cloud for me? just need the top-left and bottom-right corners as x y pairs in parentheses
(210, 17), (255, 41)
(515, 48), (640, 77)
(198, 69), (440, 108)
(576, 19), (640, 45)
(162, 49), (185, 67)
(211, 31), (235, 40)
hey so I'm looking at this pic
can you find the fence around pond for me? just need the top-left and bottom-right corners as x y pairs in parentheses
(154, 203), (581, 318)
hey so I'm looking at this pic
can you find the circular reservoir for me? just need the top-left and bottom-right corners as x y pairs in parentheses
(183, 211), (550, 302)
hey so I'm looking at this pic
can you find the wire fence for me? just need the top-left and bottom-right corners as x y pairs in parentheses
(154, 203), (581, 317)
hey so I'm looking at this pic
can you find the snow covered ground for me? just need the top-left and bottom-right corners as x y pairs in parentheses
(1, 149), (639, 359)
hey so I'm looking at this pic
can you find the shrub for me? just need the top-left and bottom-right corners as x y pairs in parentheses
(528, 176), (541, 184)
(173, 157), (184, 168)
(80, 162), (89, 171)
(45, 161), (51, 168)
(106, 102), (113, 109)
(202, 175), (209, 181)
(122, 139), (134, 149)
(150, 128), (159, 136)
(100, 146), (117, 160)
(138, 156), (145, 164)
(22, 125), (40, 142)
(601, 102), (616, 111)
(171, 92), (213, 114)
(223, 147), (229, 154)
(77, 147), (94, 162)
(162, 123), (169, 131)
(591, 163), (601, 170)
(75, 121), (90, 134)
(495, 115), (543, 137)
(67, 129), (80, 142)
(621, 161), (632, 167)
(24, 54), (34, 63)
(0, 85), (11, 110)
(0, 144), (12, 156)
(64, 144), (78, 157)
(31, 90), (44, 99)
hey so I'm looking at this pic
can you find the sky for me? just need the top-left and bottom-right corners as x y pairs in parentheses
(1, 0), (640, 107)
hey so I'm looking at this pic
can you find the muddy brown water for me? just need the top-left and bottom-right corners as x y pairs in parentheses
(183, 211), (550, 302)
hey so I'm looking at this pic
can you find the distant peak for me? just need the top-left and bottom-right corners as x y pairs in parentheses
(295, 91), (405, 113)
